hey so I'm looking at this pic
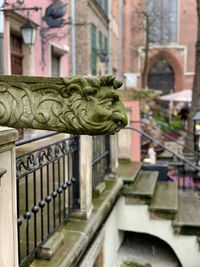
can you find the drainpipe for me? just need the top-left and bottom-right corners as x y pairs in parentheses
(108, 0), (112, 75)
(118, 0), (123, 80)
(70, 0), (76, 75)
(0, 0), (4, 74)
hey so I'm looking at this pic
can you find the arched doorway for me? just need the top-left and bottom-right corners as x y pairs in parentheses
(148, 58), (175, 95)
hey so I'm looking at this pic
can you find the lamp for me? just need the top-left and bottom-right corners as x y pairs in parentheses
(193, 110), (200, 165)
(21, 19), (37, 45)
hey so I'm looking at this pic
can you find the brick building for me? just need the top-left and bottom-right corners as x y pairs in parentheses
(123, 0), (197, 94)
(70, 0), (121, 77)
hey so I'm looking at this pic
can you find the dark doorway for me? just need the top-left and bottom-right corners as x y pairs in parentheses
(148, 59), (175, 95)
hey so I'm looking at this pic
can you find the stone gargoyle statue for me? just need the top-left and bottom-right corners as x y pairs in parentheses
(0, 75), (127, 135)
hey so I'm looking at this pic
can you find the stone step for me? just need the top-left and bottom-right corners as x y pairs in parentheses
(149, 181), (178, 220)
(117, 160), (142, 184)
(157, 150), (174, 161)
(173, 191), (200, 235)
(123, 170), (158, 205)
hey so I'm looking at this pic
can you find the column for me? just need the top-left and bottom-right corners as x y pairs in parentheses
(79, 135), (93, 218)
(0, 127), (18, 267)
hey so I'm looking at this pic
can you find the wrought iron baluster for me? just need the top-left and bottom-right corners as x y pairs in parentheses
(52, 161), (56, 228)
(62, 154), (67, 219)
(16, 136), (80, 265)
(17, 178), (21, 264)
(57, 158), (62, 223)
(32, 171), (38, 248)
(24, 174), (31, 256)
(46, 165), (51, 234)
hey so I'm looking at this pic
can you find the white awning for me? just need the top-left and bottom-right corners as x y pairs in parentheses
(160, 89), (192, 102)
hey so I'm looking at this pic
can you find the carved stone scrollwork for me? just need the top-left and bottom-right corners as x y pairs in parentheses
(0, 75), (127, 135)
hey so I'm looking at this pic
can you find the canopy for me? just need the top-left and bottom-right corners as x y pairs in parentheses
(160, 89), (192, 102)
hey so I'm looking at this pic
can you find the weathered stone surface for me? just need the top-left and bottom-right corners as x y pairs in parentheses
(0, 75), (127, 135)
(93, 181), (106, 197)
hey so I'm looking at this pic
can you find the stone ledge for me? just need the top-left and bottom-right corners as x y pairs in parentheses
(117, 160), (142, 184)
(36, 232), (64, 260)
(30, 178), (123, 267)
(93, 181), (106, 197)
(0, 127), (18, 146)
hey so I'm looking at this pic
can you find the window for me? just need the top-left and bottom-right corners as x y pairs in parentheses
(147, 0), (178, 44)
(91, 24), (97, 75)
(96, 0), (108, 16)
(99, 31), (103, 50)
(10, 33), (23, 75)
(10, 33), (24, 139)
(104, 36), (108, 73)
(104, 36), (108, 55)
(51, 53), (60, 77)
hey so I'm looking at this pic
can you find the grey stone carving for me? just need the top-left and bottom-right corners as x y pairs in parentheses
(0, 75), (127, 135)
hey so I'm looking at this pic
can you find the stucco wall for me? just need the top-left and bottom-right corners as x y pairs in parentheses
(116, 196), (200, 267)
(102, 201), (124, 267)
(118, 100), (141, 162)
(3, 0), (69, 77)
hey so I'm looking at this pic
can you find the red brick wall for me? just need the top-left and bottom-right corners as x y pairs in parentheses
(123, 0), (197, 91)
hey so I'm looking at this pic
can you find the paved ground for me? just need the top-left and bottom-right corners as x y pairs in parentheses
(116, 232), (182, 267)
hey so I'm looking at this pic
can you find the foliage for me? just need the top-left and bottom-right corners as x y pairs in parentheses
(132, 89), (162, 100)
(155, 115), (181, 133)
(121, 88), (161, 101)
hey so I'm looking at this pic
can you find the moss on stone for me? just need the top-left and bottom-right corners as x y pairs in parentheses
(122, 260), (151, 267)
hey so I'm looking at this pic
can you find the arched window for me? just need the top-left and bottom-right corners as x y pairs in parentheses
(148, 59), (175, 94)
(147, 0), (178, 44)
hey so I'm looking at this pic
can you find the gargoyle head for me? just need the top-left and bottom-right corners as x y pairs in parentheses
(62, 76), (128, 135)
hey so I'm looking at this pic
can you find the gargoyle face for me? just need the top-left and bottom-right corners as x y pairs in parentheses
(63, 76), (128, 135)
(87, 87), (128, 135)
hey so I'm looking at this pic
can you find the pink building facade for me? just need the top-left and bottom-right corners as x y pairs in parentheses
(1, 0), (69, 77)
(123, 0), (197, 93)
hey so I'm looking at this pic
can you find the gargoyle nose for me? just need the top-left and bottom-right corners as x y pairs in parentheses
(112, 113), (128, 127)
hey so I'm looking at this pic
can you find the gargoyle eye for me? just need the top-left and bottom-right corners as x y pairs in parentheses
(113, 94), (119, 102)
(105, 100), (113, 109)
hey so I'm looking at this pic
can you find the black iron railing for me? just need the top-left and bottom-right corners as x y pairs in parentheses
(131, 119), (197, 156)
(92, 135), (110, 190)
(126, 126), (200, 191)
(16, 135), (80, 266)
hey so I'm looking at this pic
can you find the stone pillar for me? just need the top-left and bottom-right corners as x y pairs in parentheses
(110, 135), (119, 174)
(0, 127), (18, 267)
(79, 135), (93, 218)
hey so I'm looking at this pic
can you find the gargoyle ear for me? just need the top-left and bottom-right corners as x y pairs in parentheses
(113, 79), (123, 89)
(99, 76), (122, 89)
(107, 76), (123, 89)
(63, 77), (88, 96)
(99, 75), (114, 86)
(65, 84), (81, 96)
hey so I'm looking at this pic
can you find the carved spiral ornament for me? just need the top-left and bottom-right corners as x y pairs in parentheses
(0, 75), (128, 135)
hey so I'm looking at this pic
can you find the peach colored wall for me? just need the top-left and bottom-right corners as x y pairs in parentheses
(3, 0), (69, 77)
(126, 101), (141, 162)
(118, 100), (141, 162)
